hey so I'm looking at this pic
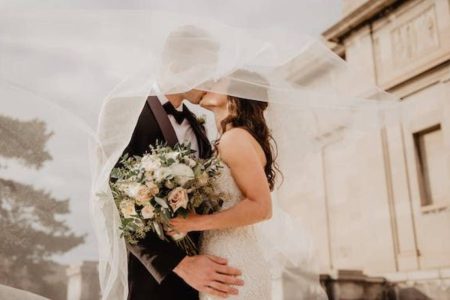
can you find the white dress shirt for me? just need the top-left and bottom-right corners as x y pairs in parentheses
(157, 94), (199, 157)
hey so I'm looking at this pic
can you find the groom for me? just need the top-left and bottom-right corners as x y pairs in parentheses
(114, 26), (244, 300)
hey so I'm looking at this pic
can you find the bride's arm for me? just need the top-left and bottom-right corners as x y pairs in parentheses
(170, 128), (272, 232)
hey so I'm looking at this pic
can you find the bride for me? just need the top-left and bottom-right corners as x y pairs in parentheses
(170, 86), (276, 299)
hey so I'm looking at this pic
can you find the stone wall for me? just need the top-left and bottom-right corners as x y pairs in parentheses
(312, 0), (450, 298)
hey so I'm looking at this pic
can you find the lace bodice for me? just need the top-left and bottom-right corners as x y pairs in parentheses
(200, 161), (272, 300)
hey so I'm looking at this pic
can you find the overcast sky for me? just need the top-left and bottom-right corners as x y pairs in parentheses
(1, 0), (341, 35)
(0, 1), (342, 265)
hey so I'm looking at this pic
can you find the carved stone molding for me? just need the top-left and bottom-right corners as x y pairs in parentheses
(371, 0), (450, 89)
(390, 5), (440, 68)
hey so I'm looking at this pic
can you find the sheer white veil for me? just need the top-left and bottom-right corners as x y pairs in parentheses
(0, 8), (402, 300)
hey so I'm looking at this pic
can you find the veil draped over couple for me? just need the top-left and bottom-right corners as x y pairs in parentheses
(0, 8), (400, 300)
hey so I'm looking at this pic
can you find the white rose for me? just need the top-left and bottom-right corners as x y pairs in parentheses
(140, 155), (161, 172)
(169, 163), (195, 186)
(119, 200), (136, 218)
(125, 183), (143, 198)
(141, 204), (155, 219)
(167, 187), (189, 212)
(153, 167), (170, 182)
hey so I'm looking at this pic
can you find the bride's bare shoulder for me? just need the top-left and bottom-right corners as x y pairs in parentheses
(219, 127), (254, 147)
(217, 128), (259, 163)
(221, 127), (254, 141)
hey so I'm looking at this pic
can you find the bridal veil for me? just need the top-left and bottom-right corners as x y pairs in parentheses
(0, 7), (401, 300)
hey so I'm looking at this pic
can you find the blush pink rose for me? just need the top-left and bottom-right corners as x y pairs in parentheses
(167, 187), (189, 212)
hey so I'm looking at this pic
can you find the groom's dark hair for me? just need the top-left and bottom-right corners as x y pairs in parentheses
(161, 25), (219, 75)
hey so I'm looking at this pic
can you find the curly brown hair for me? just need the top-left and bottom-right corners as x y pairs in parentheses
(218, 96), (280, 191)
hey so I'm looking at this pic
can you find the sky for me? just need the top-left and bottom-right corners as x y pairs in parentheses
(1, 0), (342, 36)
(0, 1), (343, 265)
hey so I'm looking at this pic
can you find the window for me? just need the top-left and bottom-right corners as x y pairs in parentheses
(413, 124), (447, 207)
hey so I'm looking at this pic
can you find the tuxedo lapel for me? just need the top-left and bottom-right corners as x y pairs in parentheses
(117, 96), (199, 300)
(183, 105), (212, 159)
(147, 96), (178, 147)
(146, 95), (211, 158)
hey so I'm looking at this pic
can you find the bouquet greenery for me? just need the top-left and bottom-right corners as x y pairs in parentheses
(109, 143), (223, 255)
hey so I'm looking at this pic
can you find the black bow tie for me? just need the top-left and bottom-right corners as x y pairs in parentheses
(163, 102), (188, 124)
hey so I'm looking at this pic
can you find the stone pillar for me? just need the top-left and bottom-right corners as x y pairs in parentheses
(66, 261), (100, 300)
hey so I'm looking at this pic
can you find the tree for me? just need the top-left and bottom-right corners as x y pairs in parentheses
(0, 115), (52, 168)
(0, 114), (85, 300)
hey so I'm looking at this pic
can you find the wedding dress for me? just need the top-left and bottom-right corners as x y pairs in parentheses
(200, 161), (272, 300)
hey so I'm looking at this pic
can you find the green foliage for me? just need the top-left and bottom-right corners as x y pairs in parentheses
(110, 142), (224, 255)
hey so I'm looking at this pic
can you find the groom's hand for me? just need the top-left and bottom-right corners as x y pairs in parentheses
(173, 255), (244, 298)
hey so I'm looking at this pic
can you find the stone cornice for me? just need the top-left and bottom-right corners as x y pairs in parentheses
(322, 0), (400, 42)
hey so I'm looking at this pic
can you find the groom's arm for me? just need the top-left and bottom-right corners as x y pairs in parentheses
(126, 233), (185, 284)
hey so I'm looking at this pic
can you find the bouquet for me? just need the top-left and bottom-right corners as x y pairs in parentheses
(109, 143), (223, 255)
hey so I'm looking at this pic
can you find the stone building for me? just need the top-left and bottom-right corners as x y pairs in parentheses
(297, 0), (450, 298)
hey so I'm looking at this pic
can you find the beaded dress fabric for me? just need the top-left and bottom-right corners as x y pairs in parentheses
(200, 162), (272, 300)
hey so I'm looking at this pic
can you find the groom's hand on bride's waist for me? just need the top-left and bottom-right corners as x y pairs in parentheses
(173, 254), (244, 298)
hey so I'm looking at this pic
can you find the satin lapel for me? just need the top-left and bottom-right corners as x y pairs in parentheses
(147, 96), (178, 147)
(183, 105), (212, 159)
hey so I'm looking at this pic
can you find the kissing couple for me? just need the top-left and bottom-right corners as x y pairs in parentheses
(115, 25), (277, 300)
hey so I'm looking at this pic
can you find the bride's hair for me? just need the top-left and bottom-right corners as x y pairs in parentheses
(219, 96), (280, 191)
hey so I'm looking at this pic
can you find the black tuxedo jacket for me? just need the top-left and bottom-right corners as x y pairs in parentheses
(112, 96), (212, 300)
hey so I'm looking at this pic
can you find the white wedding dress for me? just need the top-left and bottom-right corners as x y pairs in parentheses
(200, 162), (272, 300)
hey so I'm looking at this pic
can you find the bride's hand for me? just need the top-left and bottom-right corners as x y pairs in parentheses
(168, 213), (201, 234)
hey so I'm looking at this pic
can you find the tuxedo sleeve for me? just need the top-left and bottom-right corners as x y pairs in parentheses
(126, 232), (186, 284)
